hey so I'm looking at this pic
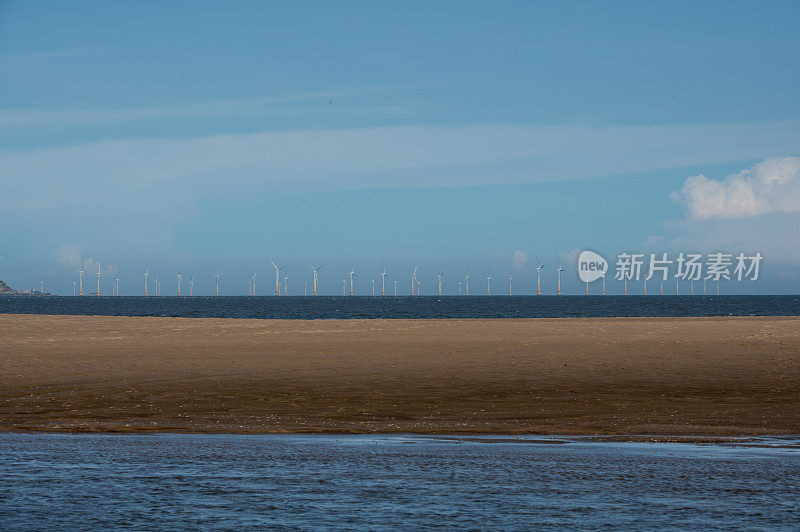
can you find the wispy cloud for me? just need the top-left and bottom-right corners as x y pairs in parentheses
(0, 85), (420, 128)
(3, 120), (799, 215)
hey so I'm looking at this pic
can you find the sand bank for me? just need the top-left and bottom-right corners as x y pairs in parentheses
(1, 314), (798, 435)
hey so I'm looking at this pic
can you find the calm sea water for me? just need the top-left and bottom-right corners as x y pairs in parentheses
(1, 433), (798, 530)
(1, 295), (799, 319)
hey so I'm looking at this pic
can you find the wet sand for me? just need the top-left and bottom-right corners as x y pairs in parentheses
(1, 314), (799, 435)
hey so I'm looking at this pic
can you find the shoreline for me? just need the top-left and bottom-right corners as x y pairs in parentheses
(2, 314), (799, 436)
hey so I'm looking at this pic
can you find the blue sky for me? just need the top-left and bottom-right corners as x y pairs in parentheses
(1, 1), (799, 294)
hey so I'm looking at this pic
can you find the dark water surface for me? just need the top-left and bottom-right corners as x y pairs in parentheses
(1, 433), (798, 530)
(1, 295), (799, 319)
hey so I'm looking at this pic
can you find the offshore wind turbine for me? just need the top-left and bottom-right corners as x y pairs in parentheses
(342, 278), (347, 296)
(251, 272), (257, 295)
(602, 271), (606, 295)
(143, 268), (148, 296)
(348, 268), (357, 295)
(212, 273), (223, 296)
(436, 271), (444, 296)
(78, 264), (85, 296)
(556, 257), (564, 295)
(535, 255), (544, 295)
(643, 278), (647, 295)
(458, 281), (462, 295)
(270, 260), (285, 296)
(464, 270), (470, 296)
(508, 273), (513, 296)
(177, 270), (182, 296)
(411, 266), (418, 296)
(304, 280), (308, 296)
(371, 276), (376, 296)
(72, 281), (76, 296)
(96, 261), (101, 296)
(393, 279), (398, 296)
(40, 280), (44, 295)
(189, 277), (194, 296)
(486, 269), (492, 295)
(380, 266), (387, 296)
(417, 279), (422, 295)
(660, 280), (664, 295)
(310, 264), (323, 295)
(155, 275), (160, 296)
(283, 275), (288, 296)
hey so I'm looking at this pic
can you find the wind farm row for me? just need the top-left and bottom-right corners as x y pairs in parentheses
(45, 256), (721, 296)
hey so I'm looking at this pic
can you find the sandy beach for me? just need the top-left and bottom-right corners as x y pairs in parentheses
(1, 314), (798, 435)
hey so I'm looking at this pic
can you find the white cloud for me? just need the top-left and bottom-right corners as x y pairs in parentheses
(511, 250), (528, 272)
(672, 156), (800, 219)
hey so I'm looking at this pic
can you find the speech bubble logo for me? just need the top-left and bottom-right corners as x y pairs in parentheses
(578, 250), (608, 283)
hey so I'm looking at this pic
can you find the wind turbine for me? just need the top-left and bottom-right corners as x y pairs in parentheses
(417, 279), (422, 295)
(436, 271), (444, 296)
(96, 261), (101, 296)
(690, 279), (694, 295)
(660, 280), (663, 295)
(643, 278), (647, 295)
(393, 279), (398, 296)
(508, 273), (513, 296)
(189, 277), (194, 296)
(251, 272), (257, 295)
(40, 280), (44, 295)
(464, 269), (470, 296)
(380, 266), (387, 296)
(79, 264), (85, 296)
(342, 278), (347, 296)
(155, 275), (160, 296)
(602, 271), (606, 295)
(212, 273), (223, 296)
(115, 277), (119, 296)
(283, 275), (288, 296)
(143, 268), (148, 296)
(458, 281), (462, 295)
(676, 277), (679, 295)
(310, 264), (323, 295)
(304, 280), (308, 296)
(411, 266), (418, 296)
(177, 270), (182, 296)
(535, 256), (544, 295)
(371, 276), (376, 296)
(270, 260), (285, 296)
(486, 269), (492, 295)
(348, 268), (357, 295)
(556, 256), (564, 295)
(72, 281), (76, 296)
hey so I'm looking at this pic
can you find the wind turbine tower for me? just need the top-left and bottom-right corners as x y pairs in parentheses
(270, 260), (285, 296)
(304, 280), (308, 296)
(349, 268), (357, 295)
(509, 274), (513, 296)
(177, 270), (182, 296)
(437, 272), (444, 296)
(464, 270), (470, 296)
(556, 257), (564, 295)
(342, 278), (347, 296)
(486, 269), (492, 296)
(411, 266), (417, 296)
(380, 266), (387, 296)
(535, 256), (544, 295)
(143, 268), (148, 296)
(213, 273), (223, 296)
(79, 264), (85, 296)
(458, 281), (462, 295)
(311, 265), (323, 295)
(96, 261), (101, 296)
(189, 277), (194, 296)
(393, 279), (397, 296)
(72, 281), (76, 296)
(283, 276), (288, 296)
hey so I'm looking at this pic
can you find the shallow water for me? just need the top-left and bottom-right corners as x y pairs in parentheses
(1, 433), (799, 529)
(1, 294), (799, 319)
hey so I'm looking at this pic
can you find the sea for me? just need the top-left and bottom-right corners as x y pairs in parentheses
(1, 433), (798, 529)
(1, 294), (799, 319)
